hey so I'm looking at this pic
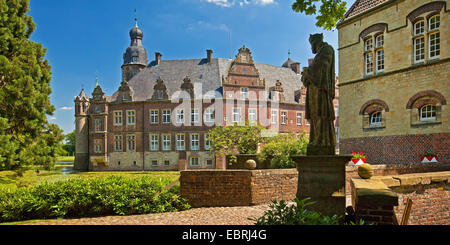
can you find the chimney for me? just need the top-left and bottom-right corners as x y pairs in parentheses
(155, 52), (162, 65)
(206, 49), (213, 63)
(290, 62), (301, 74)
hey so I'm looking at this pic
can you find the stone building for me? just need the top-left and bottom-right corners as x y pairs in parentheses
(74, 21), (316, 171)
(337, 0), (449, 164)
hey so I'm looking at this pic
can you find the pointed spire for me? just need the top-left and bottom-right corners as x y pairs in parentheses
(288, 49), (291, 59)
(134, 8), (138, 27)
(95, 74), (99, 87)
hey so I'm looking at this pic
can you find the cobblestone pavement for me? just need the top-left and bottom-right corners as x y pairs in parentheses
(24, 204), (272, 225)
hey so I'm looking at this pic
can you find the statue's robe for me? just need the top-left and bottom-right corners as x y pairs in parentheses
(304, 42), (336, 152)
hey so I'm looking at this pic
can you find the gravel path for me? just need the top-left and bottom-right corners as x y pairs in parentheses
(23, 204), (272, 225)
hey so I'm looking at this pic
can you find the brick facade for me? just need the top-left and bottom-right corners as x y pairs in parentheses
(180, 169), (297, 207)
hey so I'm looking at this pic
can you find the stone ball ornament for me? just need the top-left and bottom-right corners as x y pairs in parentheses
(245, 159), (257, 170)
(358, 163), (373, 179)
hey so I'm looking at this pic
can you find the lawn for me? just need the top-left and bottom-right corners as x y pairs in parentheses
(0, 165), (180, 190)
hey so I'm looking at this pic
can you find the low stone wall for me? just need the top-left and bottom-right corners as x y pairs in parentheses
(345, 163), (450, 204)
(225, 154), (271, 169)
(351, 171), (450, 225)
(180, 169), (297, 208)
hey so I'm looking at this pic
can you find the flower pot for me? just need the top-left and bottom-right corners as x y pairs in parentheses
(421, 156), (438, 163)
(348, 158), (366, 166)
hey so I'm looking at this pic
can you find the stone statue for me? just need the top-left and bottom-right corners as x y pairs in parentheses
(301, 33), (336, 155)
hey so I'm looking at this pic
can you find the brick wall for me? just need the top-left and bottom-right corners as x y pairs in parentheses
(180, 169), (297, 208)
(341, 133), (450, 165)
(351, 171), (450, 225)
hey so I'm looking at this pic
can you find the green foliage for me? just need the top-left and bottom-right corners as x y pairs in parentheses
(0, 0), (64, 170)
(62, 130), (76, 156)
(208, 122), (266, 164)
(292, 0), (347, 30)
(251, 198), (341, 225)
(0, 176), (190, 222)
(258, 132), (308, 169)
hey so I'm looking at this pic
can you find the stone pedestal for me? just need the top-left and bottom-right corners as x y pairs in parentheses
(292, 155), (352, 217)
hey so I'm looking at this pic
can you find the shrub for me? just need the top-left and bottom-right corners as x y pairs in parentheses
(0, 176), (190, 222)
(257, 132), (308, 169)
(251, 198), (341, 225)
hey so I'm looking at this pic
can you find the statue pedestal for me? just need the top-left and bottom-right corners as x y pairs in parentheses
(291, 155), (352, 217)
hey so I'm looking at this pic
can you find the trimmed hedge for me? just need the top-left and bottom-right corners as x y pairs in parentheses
(0, 176), (190, 222)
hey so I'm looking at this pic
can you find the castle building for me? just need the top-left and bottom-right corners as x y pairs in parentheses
(337, 0), (449, 164)
(74, 21), (317, 171)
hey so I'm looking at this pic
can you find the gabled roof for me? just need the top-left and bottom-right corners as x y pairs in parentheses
(338, 0), (390, 25)
(109, 58), (303, 104)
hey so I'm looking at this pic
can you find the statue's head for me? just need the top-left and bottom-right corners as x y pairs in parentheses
(309, 33), (323, 54)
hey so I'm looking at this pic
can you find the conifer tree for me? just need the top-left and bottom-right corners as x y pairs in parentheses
(0, 0), (64, 170)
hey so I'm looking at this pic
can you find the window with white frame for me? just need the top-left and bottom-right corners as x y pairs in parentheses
(204, 108), (215, 123)
(370, 112), (382, 126)
(281, 111), (287, 124)
(150, 110), (159, 124)
(296, 112), (302, 125)
(164, 160), (170, 166)
(162, 134), (171, 151)
(176, 134), (185, 150)
(420, 105), (436, 121)
(248, 108), (257, 123)
(271, 109), (278, 124)
(191, 109), (199, 124)
(190, 133), (199, 151)
(232, 108), (241, 123)
(162, 109), (171, 124)
(241, 87), (248, 100)
(127, 135), (135, 152)
(205, 133), (211, 150)
(94, 119), (103, 132)
(412, 15), (440, 63)
(151, 160), (158, 167)
(375, 34), (384, 48)
(374, 34), (384, 72)
(114, 111), (122, 126)
(206, 159), (213, 166)
(94, 139), (102, 153)
(114, 135), (122, 152)
(150, 134), (159, 151)
(364, 38), (373, 52)
(190, 157), (200, 166)
(429, 32), (440, 59)
(127, 110), (136, 125)
(176, 109), (184, 124)
(334, 106), (339, 117)
(365, 52), (374, 75)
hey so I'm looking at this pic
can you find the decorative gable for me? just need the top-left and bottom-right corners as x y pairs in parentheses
(115, 81), (133, 102)
(91, 85), (106, 102)
(180, 76), (194, 99)
(222, 45), (265, 87)
(269, 80), (285, 102)
(151, 78), (169, 100)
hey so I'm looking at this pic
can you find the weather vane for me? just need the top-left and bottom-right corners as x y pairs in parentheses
(134, 8), (138, 27)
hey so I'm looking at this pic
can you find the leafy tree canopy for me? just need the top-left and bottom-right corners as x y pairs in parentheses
(292, 0), (348, 30)
(0, 0), (64, 170)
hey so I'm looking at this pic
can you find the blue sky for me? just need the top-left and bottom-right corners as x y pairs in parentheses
(28, 0), (355, 134)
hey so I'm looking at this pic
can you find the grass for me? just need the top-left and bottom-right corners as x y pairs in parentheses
(56, 156), (75, 163)
(0, 165), (180, 190)
(0, 165), (181, 224)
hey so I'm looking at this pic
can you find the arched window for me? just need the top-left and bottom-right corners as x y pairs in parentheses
(411, 12), (441, 63)
(370, 111), (382, 126)
(420, 105), (436, 121)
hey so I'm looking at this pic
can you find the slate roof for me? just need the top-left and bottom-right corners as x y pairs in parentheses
(109, 58), (303, 104)
(338, 0), (390, 24)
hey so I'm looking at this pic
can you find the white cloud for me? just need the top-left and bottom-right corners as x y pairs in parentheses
(203, 0), (275, 7)
(48, 116), (56, 120)
(187, 21), (230, 33)
(252, 0), (275, 5)
(203, 0), (235, 7)
(60, 106), (73, 110)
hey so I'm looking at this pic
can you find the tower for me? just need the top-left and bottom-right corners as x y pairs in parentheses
(121, 14), (148, 82)
(74, 89), (90, 170)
